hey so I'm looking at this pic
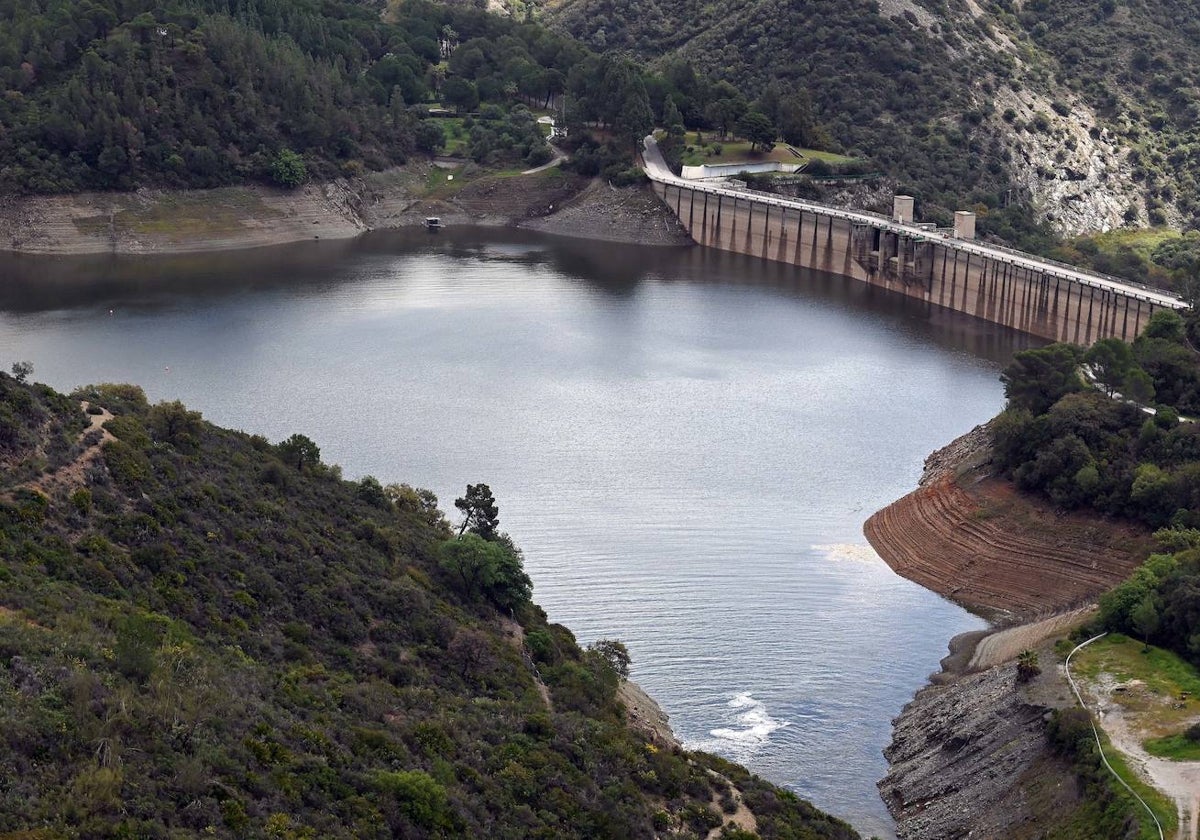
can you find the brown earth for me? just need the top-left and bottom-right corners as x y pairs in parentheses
(0, 163), (691, 256)
(864, 438), (1152, 622)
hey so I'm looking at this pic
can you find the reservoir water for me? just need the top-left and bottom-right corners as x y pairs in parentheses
(0, 230), (1034, 838)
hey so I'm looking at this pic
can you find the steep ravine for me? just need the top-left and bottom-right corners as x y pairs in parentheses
(866, 424), (1154, 838)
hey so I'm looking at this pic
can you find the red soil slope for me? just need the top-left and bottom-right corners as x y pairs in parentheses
(865, 472), (1153, 621)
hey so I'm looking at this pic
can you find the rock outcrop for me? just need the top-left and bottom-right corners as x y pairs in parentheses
(880, 660), (1083, 840)
(871, 423), (1155, 837)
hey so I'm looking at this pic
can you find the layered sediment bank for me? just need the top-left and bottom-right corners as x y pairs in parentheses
(869, 423), (1154, 839)
(0, 166), (691, 256)
(864, 423), (1151, 622)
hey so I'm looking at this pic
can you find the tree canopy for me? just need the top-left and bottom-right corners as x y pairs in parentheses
(455, 482), (499, 539)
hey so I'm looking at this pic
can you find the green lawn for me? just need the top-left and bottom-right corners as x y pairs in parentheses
(1071, 633), (1200, 833)
(1144, 733), (1200, 760)
(422, 164), (473, 199)
(678, 137), (855, 168)
(1071, 634), (1200, 715)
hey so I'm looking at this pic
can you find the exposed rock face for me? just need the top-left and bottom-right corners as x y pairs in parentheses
(880, 660), (1086, 840)
(880, 664), (1046, 839)
(986, 87), (1143, 236)
(520, 179), (691, 245)
(0, 166), (691, 255)
(871, 421), (1155, 838)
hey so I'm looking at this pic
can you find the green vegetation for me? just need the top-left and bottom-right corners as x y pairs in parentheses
(1070, 635), (1200, 723)
(0, 0), (695, 192)
(1045, 707), (1174, 840)
(547, 0), (1028, 227)
(676, 139), (857, 169)
(994, 316), (1200, 682)
(993, 311), (1200, 526)
(0, 371), (860, 839)
(1098, 546), (1200, 669)
(1144, 730), (1200, 761)
(546, 0), (1200, 261)
(1030, 227), (1200, 295)
(1000, 0), (1200, 230)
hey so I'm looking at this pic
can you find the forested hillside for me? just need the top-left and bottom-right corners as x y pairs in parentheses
(991, 308), (1200, 669)
(0, 0), (679, 192)
(0, 371), (859, 839)
(544, 0), (1200, 243)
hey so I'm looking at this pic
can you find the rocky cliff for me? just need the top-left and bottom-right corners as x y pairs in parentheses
(868, 423), (1155, 838)
(880, 657), (1086, 840)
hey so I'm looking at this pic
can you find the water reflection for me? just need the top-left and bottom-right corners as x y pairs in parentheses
(0, 228), (1042, 364)
(0, 228), (1036, 839)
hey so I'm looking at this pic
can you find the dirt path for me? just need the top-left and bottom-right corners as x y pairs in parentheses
(1086, 675), (1200, 840)
(521, 145), (567, 175)
(23, 401), (113, 496)
(969, 606), (1096, 670)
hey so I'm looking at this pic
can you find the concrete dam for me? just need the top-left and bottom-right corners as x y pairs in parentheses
(643, 140), (1184, 345)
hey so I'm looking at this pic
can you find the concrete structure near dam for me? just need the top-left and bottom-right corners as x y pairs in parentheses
(643, 137), (1184, 344)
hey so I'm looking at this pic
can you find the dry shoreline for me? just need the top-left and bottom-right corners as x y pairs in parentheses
(0, 165), (692, 257)
(870, 422), (1159, 838)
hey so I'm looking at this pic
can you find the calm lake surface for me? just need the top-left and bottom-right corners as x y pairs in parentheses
(0, 230), (1036, 838)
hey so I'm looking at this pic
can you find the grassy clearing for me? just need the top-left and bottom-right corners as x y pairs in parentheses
(421, 165), (547, 201)
(428, 117), (469, 156)
(1071, 634), (1198, 833)
(1084, 227), (1181, 263)
(678, 138), (855, 168)
(1072, 634), (1200, 720)
(422, 164), (477, 199)
(1144, 733), (1200, 760)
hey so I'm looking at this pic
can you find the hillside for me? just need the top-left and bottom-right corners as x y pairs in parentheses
(0, 0), (666, 194)
(0, 372), (859, 839)
(543, 0), (1200, 242)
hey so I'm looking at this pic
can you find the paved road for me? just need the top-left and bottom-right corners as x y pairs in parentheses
(642, 135), (1185, 310)
(522, 144), (568, 175)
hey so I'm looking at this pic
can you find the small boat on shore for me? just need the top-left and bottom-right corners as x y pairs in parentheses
(425, 217), (442, 231)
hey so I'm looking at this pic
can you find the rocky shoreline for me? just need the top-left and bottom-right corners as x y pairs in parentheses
(869, 423), (1151, 838)
(0, 164), (692, 256)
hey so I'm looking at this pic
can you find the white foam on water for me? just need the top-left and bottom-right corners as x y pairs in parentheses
(687, 692), (790, 762)
(812, 543), (883, 564)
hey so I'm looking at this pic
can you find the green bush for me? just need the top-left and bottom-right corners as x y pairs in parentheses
(270, 149), (308, 188)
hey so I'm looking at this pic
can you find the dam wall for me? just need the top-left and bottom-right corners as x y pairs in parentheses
(652, 180), (1175, 345)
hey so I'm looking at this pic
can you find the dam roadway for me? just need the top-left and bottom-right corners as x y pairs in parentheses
(642, 135), (1184, 344)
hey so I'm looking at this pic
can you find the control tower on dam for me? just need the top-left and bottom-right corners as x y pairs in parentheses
(642, 138), (1184, 345)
